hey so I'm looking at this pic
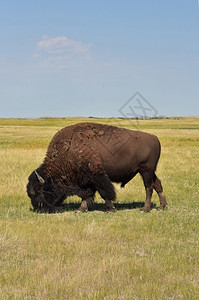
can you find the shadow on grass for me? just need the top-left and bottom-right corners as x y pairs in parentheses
(31, 201), (157, 214)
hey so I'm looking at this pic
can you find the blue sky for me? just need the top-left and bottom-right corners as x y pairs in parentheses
(0, 0), (199, 118)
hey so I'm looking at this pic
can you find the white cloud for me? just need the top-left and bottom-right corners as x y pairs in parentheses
(37, 35), (90, 55)
(35, 35), (92, 70)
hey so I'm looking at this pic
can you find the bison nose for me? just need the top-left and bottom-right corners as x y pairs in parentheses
(30, 197), (39, 210)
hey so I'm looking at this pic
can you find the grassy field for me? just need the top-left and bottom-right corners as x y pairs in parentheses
(0, 117), (199, 299)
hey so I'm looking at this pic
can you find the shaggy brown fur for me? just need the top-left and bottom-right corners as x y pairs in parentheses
(27, 122), (167, 212)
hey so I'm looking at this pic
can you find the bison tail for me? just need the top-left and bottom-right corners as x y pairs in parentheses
(93, 173), (116, 201)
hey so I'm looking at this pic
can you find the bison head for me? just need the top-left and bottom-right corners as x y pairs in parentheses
(27, 166), (63, 213)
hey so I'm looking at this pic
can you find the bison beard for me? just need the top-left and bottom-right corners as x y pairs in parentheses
(27, 122), (167, 213)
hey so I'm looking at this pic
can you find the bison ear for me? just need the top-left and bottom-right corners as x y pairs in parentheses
(34, 170), (45, 184)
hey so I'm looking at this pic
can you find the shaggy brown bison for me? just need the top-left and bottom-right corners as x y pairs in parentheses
(27, 122), (167, 213)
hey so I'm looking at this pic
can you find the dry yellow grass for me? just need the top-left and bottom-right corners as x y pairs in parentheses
(0, 117), (199, 299)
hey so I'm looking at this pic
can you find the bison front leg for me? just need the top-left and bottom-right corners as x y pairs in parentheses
(76, 200), (88, 213)
(76, 197), (95, 213)
(105, 199), (115, 213)
(86, 197), (95, 210)
(92, 172), (116, 213)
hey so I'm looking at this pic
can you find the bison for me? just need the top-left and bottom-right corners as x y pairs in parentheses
(27, 122), (167, 213)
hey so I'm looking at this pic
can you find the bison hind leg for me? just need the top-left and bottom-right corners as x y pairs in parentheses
(153, 175), (167, 210)
(140, 169), (155, 212)
(140, 169), (167, 212)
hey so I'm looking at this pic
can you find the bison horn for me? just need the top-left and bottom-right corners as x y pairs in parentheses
(35, 170), (45, 184)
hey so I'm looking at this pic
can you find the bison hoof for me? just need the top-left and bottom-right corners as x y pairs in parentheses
(140, 207), (150, 213)
(105, 207), (116, 213)
(75, 208), (88, 213)
(157, 205), (168, 211)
